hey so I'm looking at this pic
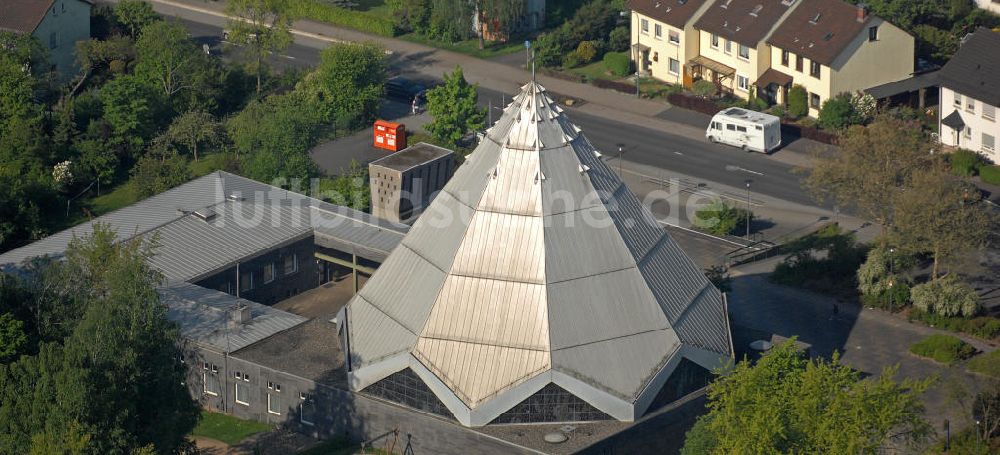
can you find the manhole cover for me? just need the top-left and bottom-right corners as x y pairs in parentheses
(544, 432), (568, 444)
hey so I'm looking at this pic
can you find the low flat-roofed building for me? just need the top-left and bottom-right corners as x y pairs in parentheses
(369, 142), (456, 223)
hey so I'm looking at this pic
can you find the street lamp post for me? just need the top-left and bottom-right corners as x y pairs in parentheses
(525, 40), (531, 70)
(745, 179), (752, 240)
(617, 144), (626, 179)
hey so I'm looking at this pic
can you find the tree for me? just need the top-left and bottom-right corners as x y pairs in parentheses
(114, 0), (158, 39)
(803, 115), (935, 240)
(693, 199), (753, 236)
(134, 21), (210, 103)
(0, 312), (27, 363)
(0, 225), (199, 453)
(100, 74), (159, 156)
(682, 341), (933, 454)
(427, 0), (473, 42)
(226, 0), (293, 94)
(302, 42), (386, 130)
(608, 26), (630, 52)
(227, 92), (321, 184)
(130, 147), (192, 198)
(817, 93), (855, 130)
(787, 84), (808, 118)
(164, 110), (222, 161)
(472, 0), (526, 48)
(318, 161), (370, 211)
(425, 66), (485, 147)
(893, 164), (994, 279)
(911, 275), (980, 317)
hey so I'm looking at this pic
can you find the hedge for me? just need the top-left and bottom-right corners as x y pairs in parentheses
(592, 78), (635, 94)
(949, 149), (982, 176)
(288, 0), (396, 37)
(602, 51), (631, 77)
(908, 309), (1000, 340)
(908, 334), (977, 364)
(667, 92), (722, 116)
(980, 164), (1000, 185)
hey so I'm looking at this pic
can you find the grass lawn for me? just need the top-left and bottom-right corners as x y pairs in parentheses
(88, 182), (138, 217)
(909, 334), (977, 364)
(191, 411), (273, 445)
(967, 349), (1000, 377)
(299, 437), (394, 455)
(397, 33), (525, 59)
(353, 0), (393, 15)
(568, 60), (616, 82)
(189, 153), (232, 177)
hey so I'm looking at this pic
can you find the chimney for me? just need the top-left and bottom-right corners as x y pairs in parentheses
(856, 3), (867, 22)
(231, 304), (251, 325)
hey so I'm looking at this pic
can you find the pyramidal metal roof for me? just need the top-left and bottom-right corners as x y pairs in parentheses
(342, 81), (732, 426)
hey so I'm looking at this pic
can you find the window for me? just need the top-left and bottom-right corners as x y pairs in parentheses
(654, 24), (662, 38)
(795, 55), (803, 72)
(781, 50), (789, 66)
(267, 393), (282, 415)
(736, 126), (748, 133)
(738, 44), (750, 60)
(711, 34), (719, 48)
(49, 32), (57, 49)
(967, 98), (975, 113)
(262, 263), (275, 284)
(668, 58), (680, 75)
(810, 61), (821, 79)
(984, 104), (996, 121)
(239, 271), (253, 293)
(641, 19), (649, 34)
(283, 254), (298, 275)
(235, 383), (249, 405)
(711, 122), (721, 130)
(954, 93), (962, 107)
(868, 26), (878, 41)
(737, 75), (750, 92)
(724, 40), (732, 54)
(810, 93), (821, 109)
(300, 400), (316, 425)
(983, 133), (995, 152)
(964, 126), (972, 139)
(726, 124), (736, 131)
(668, 30), (680, 44)
(203, 373), (219, 396)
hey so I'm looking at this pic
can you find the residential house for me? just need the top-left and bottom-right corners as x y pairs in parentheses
(765, 0), (914, 117)
(0, 0), (91, 81)
(937, 28), (1000, 163)
(629, 0), (715, 86)
(691, 0), (801, 99)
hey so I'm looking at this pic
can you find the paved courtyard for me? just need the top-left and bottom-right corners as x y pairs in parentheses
(728, 257), (997, 441)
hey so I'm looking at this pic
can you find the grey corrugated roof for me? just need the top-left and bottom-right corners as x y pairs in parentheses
(938, 28), (1000, 106)
(368, 142), (454, 172)
(160, 281), (307, 353)
(0, 171), (409, 280)
(865, 71), (939, 99)
(345, 81), (732, 417)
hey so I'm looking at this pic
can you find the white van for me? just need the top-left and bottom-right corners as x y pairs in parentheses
(706, 107), (782, 153)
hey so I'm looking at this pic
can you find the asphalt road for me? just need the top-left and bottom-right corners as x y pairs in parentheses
(177, 17), (817, 207)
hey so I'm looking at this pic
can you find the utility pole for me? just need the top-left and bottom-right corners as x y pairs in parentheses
(635, 71), (640, 97)
(525, 40), (531, 70)
(617, 144), (625, 179)
(745, 179), (752, 240)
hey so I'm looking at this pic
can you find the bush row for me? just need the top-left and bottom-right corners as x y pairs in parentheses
(288, 0), (396, 37)
(908, 309), (1000, 340)
(592, 78), (635, 94)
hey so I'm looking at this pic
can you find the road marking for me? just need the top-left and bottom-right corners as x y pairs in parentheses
(724, 164), (764, 176)
(674, 151), (683, 155)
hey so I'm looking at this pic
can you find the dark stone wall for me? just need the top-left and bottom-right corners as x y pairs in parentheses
(195, 236), (318, 306)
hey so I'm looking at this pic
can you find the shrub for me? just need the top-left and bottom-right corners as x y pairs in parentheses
(857, 245), (916, 311)
(908, 334), (976, 364)
(911, 276), (980, 318)
(950, 149), (983, 176)
(608, 26), (630, 52)
(967, 349), (1000, 377)
(787, 85), (808, 118)
(602, 51), (631, 77)
(769, 105), (787, 118)
(692, 80), (717, 98)
(980, 165), (1000, 185)
(745, 96), (768, 112)
(850, 92), (877, 124)
(818, 94), (855, 130)
(693, 200), (753, 236)
(562, 50), (584, 69)
(576, 40), (600, 63)
(908, 309), (1000, 340)
(288, 0), (396, 37)
(592, 78), (635, 94)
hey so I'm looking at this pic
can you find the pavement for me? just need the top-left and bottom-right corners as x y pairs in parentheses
(132, 0), (832, 207)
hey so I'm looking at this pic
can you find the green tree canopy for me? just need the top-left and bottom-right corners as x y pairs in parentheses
(682, 341), (932, 454)
(114, 0), (159, 39)
(163, 110), (223, 161)
(302, 42), (387, 130)
(227, 92), (320, 184)
(226, 0), (294, 94)
(134, 21), (213, 104)
(425, 66), (484, 147)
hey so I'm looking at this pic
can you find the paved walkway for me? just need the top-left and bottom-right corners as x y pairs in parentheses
(728, 256), (997, 439)
(143, 0), (824, 169)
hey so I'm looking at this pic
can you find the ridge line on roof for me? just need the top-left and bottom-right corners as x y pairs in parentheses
(550, 327), (673, 353)
(416, 335), (549, 352)
(351, 294), (419, 338)
(545, 265), (637, 285)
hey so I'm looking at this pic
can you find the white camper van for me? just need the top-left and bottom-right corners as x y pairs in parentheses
(706, 108), (781, 153)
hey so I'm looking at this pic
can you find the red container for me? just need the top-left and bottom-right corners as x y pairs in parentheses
(373, 120), (406, 152)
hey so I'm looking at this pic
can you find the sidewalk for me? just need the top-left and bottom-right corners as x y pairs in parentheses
(145, 0), (823, 168)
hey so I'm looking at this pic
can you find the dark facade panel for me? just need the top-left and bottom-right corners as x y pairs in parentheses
(361, 368), (454, 420)
(195, 237), (318, 306)
(645, 358), (715, 415)
(490, 383), (613, 424)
